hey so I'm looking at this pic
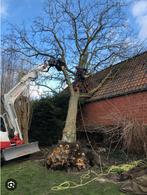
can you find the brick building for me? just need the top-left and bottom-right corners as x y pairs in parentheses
(78, 52), (147, 132)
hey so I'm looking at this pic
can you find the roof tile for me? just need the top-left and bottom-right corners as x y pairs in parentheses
(86, 52), (147, 102)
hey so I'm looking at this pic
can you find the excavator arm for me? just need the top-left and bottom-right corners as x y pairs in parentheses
(1, 63), (51, 161)
(3, 63), (50, 140)
(1, 58), (65, 161)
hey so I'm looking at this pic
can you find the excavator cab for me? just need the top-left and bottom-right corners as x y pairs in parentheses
(0, 116), (6, 132)
(0, 115), (40, 161)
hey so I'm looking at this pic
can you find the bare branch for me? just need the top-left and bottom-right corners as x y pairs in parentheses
(88, 68), (113, 95)
(35, 82), (58, 95)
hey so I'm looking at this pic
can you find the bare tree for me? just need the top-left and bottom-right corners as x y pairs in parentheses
(2, 0), (142, 144)
(1, 52), (20, 95)
(1, 51), (32, 143)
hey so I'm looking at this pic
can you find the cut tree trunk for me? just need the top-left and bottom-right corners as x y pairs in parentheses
(15, 95), (30, 143)
(62, 89), (80, 143)
(45, 86), (86, 170)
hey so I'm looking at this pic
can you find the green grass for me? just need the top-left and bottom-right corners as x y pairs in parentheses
(1, 160), (124, 195)
(106, 160), (140, 174)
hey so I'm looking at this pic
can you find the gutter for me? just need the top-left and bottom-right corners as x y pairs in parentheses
(86, 87), (147, 104)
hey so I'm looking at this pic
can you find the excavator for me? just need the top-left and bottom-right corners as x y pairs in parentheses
(0, 57), (65, 161)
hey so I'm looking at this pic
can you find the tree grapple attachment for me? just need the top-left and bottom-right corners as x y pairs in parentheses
(44, 58), (66, 71)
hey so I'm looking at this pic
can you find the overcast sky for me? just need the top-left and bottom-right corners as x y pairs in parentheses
(1, 0), (147, 41)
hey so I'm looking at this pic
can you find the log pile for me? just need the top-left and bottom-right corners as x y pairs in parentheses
(46, 142), (88, 171)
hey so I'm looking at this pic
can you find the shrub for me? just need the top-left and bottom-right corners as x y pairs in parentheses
(29, 93), (69, 146)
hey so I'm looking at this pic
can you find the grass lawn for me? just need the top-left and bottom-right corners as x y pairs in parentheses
(1, 160), (124, 195)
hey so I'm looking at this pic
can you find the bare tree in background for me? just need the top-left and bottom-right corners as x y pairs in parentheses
(2, 0), (144, 144)
(1, 52), (20, 95)
(1, 51), (32, 143)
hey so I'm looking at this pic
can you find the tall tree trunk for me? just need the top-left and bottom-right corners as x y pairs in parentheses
(62, 89), (80, 143)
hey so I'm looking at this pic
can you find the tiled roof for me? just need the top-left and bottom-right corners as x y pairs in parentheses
(86, 51), (147, 102)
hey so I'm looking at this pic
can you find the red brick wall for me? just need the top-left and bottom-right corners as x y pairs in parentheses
(80, 91), (147, 127)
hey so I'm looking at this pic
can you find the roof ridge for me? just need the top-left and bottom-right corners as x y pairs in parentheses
(93, 51), (147, 75)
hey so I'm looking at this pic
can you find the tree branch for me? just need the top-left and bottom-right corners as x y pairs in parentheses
(61, 67), (74, 95)
(88, 68), (112, 95)
(35, 82), (58, 95)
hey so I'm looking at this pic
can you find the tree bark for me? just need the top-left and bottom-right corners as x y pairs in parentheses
(62, 89), (80, 143)
(15, 95), (29, 144)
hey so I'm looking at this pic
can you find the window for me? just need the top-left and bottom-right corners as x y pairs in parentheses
(0, 117), (6, 132)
